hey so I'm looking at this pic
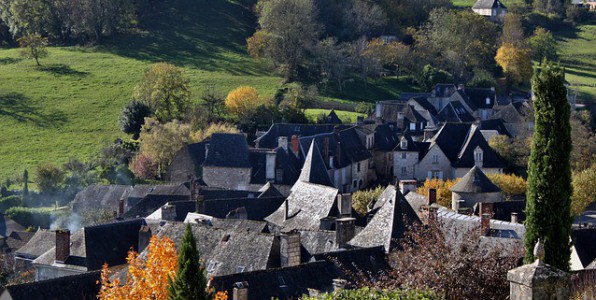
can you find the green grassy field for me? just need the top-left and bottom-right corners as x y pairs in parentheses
(304, 109), (367, 124)
(0, 0), (416, 180)
(554, 21), (596, 104)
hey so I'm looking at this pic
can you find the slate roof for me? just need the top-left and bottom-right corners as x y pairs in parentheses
(374, 100), (408, 124)
(337, 127), (372, 164)
(450, 166), (501, 193)
(32, 219), (144, 271)
(249, 148), (302, 186)
(430, 123), (505, 169)
(491, 103), (529, 124)
(409, 96), (438, 115)
(399, 92), (431, 101)
(365, 124), (399, 151)
(492, 200), (526, 223)
(297, 141), (334, 187)
(572, 228), (596, 268)
(203, 133), (251, 168)
(126, 183), (190, 208)
(460, 88), (497, 111)
(313, 246), (390, 279)
(254, 124), (336, 149)
(349, 185), (420, 252)
(71, 184), (131, 214)
(2, 270), (101, 300)
(204, 196), (285, 221)
(0, 215), (25, 238)
(155, 222), (277, 276)
(298, 230), (338, 256)
(0, 231), (34, 253)
(258, 182), (284, 198)
(433, 84), (458, 98)
(393, 131), (420, 152)
(123, 194), (191, 219)
(473, 0), (506, 9)
(199, 188), (256, 200)
(325, 110), (343, 124)
(212, 261), (337, 299)
(15, 229), (56, 260)
(479, 119), (512, 137)
(437, 101), (475, 123)
(265, 180), (339, 231)
(145, 200), (198, 222)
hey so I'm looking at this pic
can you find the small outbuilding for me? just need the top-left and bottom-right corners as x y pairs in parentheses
(450, 166), (502, 210)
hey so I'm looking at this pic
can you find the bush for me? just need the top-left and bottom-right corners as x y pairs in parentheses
(352, 186), (384, 216)
(486, 173), (527, 199)
(5, 207), (55, 228)
(0, 196), (22, 213)
(416, 178), (457, 207)
(301, 287), (437, 300)
(119, 100), (152, 139)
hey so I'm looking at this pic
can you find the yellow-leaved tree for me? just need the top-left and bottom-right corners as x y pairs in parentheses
(495, 43), (533, 85)
(416, 178), (458, 207)
(98, 236), (178, 300)
(224, 86), (269, 119)
(571, 165), (596, 216)
(486, 173), (527, 199)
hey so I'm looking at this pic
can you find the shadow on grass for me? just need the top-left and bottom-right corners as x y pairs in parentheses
(566, 68), (596, 80)
(98, 0), (267, 76)
(318, 76), (420, 103)
(0, 93), (68, 127)
(38, 64), (90, 77)
(0, 57), (22, 65)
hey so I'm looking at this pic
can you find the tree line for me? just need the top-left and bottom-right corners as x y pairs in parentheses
(0, 0), (147, 45)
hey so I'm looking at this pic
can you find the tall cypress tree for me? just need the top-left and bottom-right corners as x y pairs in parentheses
(168, 224), (210, 300)
(524, 63), (572, 271)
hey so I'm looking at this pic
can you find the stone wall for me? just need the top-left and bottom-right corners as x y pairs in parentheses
(414, 146), (452, 180)
(394, 150), (419, 180)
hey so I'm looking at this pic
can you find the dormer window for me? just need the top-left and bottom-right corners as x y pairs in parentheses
(475, 148), (483, 162)
(409, 123), (416, 131)
(401, 139), (408, 149)
(486, 97), (491, 105)
(398, 112), (404, 119)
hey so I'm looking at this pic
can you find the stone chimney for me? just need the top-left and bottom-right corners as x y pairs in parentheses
(479, 202), (494, 217)
(335, 217), (356, 248)
(280, 232), (301, 267)
(511, 212), (518, 224)
(399, 180), (417, 195)
(162, 203), (177, 221)
(265, 151), (276, 182)
(278, 136), (288, 151)
(337, 194), (352, 217)
(284, 199), (289, 220)
(55, 229), (70, 263)
(118, 198), (125, 216)
(481, 213), (491, 234)
(138, 225), (152, 252)
(232, 282), (249, 300)
(291, 135), (299, 155)
(428, 188), (437, 206)
(375, 102), (381, 118)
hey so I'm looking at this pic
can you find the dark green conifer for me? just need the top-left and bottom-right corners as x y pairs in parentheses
(524, 63), (572, 271)
(168, 223), (210, 300)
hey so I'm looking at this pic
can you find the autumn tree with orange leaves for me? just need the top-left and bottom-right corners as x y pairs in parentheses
(224, 86), (269, 120)
(495, 43), (533, 85)
(98, 236), (179, 300)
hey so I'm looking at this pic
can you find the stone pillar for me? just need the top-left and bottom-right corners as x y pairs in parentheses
(335, 217), (356, 248)
(138, 225), (152, 252)
(507, 260), (571, 300)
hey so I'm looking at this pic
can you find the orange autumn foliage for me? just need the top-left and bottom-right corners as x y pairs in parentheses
(416, 178), (458, 207)
(98, 236), (178, 300)
(224, 86), (269, 118)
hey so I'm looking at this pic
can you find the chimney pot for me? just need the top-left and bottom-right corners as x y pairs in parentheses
(511, 212), (518, 224)
(481, 213), (491, 234)
(335, 217), (356, 248)
(291, 135), (299, 155)
(55, 229), (70, 263)
(162, 203), (177, 221)
(428, 188), (437, 206)
(278, 136), (288, 151)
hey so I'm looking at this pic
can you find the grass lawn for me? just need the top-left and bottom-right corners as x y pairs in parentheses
(0, 0), (416, 181)
(304, 109), (367, 124)
(554, 21), (596, 104)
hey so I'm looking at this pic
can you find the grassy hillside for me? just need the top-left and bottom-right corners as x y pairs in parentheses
(0, 0), (282, 180)
(555, 21), (596, 103)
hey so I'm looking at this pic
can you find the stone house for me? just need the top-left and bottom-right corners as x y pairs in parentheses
(472, 0), (507, 21)
(393, 131), (430, 180)
(363, 124), (399, 179)
(202, 133), (253, 190)
(0, 270), (101, 300)
(254, 123), (336, 149)
(450, 166), (503, 210)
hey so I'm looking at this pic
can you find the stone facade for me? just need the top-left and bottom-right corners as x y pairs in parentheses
(451, 191), (502, 209)
(394, 150), (419, 180)
(279, 233), (301, 267)
(202, 166), (252, 190)
(373, 151), (393, 179)
(415, 146), (452, 180)
(508, 260), (571, 300)
(350, 159), (370, 192)
(167, 147), (197, 182)
(35, 265), (82, 281)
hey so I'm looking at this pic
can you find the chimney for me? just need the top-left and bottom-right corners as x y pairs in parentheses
(428, 206), (438, 224)
(337, 194), (352, 217)
(335, 217), (356, 248)
(161, 203), (177, 221)
(118, 198), (125, 216)
(278, 136), (288, 151)
(55, 229), (70, 263)
(335, 142), (342, 166)
(265, 151), (276, 182)
(428, 188), (437, 206)
(511, 212), (518, 224)
(479, 202), (494, 218)
(284, 199), (289, 220)
(375, 102), (381, 118)
(193, 181), (205, 214)
(232, 282), (249, 300)
(280, 232), (301, 267)
(356, 116), (364, 125)
(291, 135), (299, 155)
(138, 225), (152, 252)
(481, 213), (491, 234)
(323, 137), (330, 161)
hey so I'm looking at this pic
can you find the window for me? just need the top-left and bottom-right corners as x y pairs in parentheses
(432, 155), (439, 164)
(353, 181), (357, 188)
(207, 261), (217, 273)
(276, 169), (284, 182)
(432, 171), (443, 179)
(398, 112), (404, 119)
(409, 123), (416, 131)
(357, 162), (361, 172)
(401, 152), (407, 159)
(486, 97), (491, 105)
(475, 151), (483, 162)
(420, 122), (424, 129)
(401, 140), (407, 149)
(401, 167), (407, 175)
(236, 266), (245, 273)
